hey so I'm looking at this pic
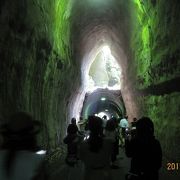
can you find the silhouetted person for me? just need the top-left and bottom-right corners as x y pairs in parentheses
(0, 112), (47, 180)
(64, 124), (81, 166)
(69, 117), (78, 130)
(71, 117), (77, 125)
(125, 117), (162, 180)
(80, 116), (113, 180)
(131, 117), (137, 128)
(105, 117), (119, 169)
(119, 115), (129, 147)
(130, 117), (137, 139)
(102, 115), (107, 128)
(69, 117), (84, 136)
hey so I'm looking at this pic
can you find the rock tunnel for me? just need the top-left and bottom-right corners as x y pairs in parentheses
(0, 0), (180, 175)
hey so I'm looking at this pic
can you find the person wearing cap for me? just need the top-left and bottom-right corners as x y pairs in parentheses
(0, 112), (48, 180)
(119, 115), (129, 147)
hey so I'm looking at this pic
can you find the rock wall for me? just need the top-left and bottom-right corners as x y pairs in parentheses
(0, 0), (78, 149)
(0, 0), (179, 158)
(130, 0), (180, 160)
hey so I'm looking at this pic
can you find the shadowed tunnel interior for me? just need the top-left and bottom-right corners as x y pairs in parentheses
(81, 89), (125, 120)
(0, 0), (180, 178)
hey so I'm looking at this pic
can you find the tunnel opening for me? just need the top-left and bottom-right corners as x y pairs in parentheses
(70, 44), (125, 122)
(87, 45), (122, 92)
(68, 0), (136, 122)
(81, 45), (124, 120)
(81, 88), (126, 121)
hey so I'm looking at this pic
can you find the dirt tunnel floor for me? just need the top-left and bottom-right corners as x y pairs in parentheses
(49, 147), (180, 180)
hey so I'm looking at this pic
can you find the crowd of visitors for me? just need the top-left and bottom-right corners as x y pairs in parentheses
(63, 115), (162, 180)
(0, 112), (162, 180)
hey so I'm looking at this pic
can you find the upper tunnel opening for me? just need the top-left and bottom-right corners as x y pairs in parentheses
(86, 45), (122, 92)
(69, 0), (136, 120)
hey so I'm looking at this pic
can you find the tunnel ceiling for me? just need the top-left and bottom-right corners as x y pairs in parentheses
(68, 0), (136, 121)
(70, 0), (130, 70)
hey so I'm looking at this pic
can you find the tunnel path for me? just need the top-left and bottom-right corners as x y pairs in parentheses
(49, 147), (180, 180)
(48, 147), (130, 180)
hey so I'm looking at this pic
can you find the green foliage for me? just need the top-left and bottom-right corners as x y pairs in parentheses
(131, 0), (180, 161)
(141, 93), (180, 159)
(131, 0), (180, 88)
(52, 0), (72, 62)
(130, 0), (152, 88)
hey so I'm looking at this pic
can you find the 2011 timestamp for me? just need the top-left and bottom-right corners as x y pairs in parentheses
(167, 163), (180, 171)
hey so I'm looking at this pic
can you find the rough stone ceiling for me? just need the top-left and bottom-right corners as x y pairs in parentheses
(70, 0), (131, 70)
(68, 0), (134, 119)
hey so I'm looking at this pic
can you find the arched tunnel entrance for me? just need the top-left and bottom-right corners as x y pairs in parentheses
(71, 45), (125, 121)
(69, 0), (140, 123)
(81, 89), (125, 120)
(0, 1), (180, 179)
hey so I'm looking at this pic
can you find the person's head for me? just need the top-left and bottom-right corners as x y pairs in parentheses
(88, 116), (103, 135)
(102, 115), (107, 120)
(71, 117), (76, 125)
(67, 124), (78, 134)
(133, 117), (137, 122)
(0, 112), (41, 150)
(125, 115), (128, 119)
(105, 119), (116, 131)
(136, 117), (154, 138)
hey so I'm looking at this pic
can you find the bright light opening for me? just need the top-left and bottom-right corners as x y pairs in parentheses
(71, 45), (122, 119)
(36, 150), (47, 155)
(101, 97), (106, 101)
(102, 45), (111, 56)
(97, 112), (110, 120)
(86, 45), (122, 92)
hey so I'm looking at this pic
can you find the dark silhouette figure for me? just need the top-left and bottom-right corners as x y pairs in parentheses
(102, 115), (107, 128)
(69, 117), (84, 136)
(105, 117), (119, 169)
(130, 117), (137, 139)
(125, 117), (162, 180)
(119, 115), (129, 147)
(63, 123), (81, 166)
(0, 112), (47, 180)
(71, 117), (77, 125)
(131, 117), (137, 128)
(70, 117), (78, 132)
(80, 116), (113, 180)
